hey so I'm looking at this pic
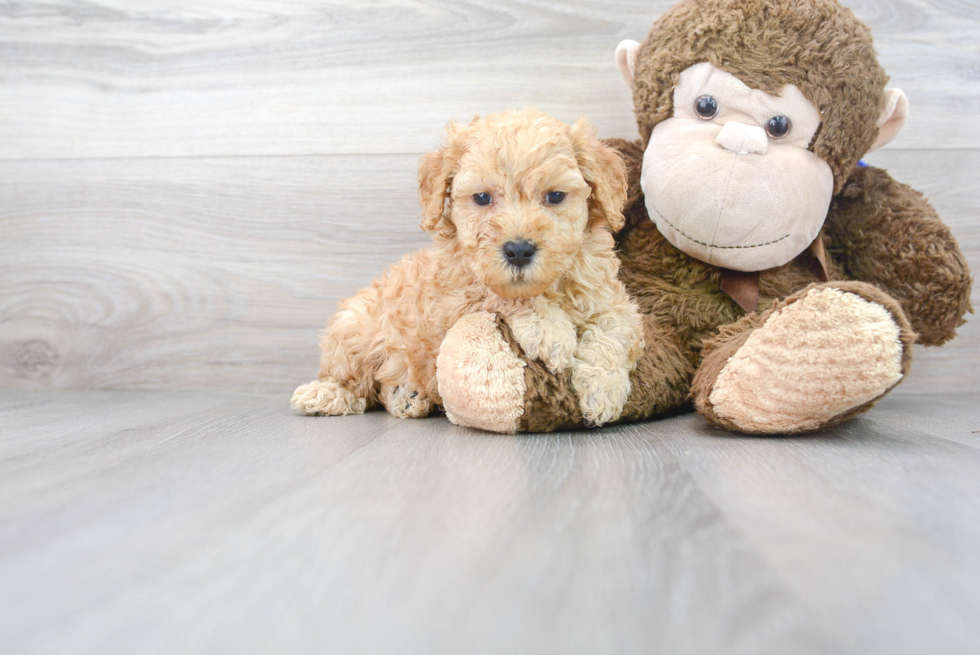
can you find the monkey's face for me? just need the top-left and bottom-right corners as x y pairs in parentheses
(641, 62), (834, 272)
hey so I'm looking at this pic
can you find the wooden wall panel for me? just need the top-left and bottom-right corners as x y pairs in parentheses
(0, 0), (977, 393)
(0, 155), (431, 390)
(0, 149), (975, 393)
(0, 0), (977, 159)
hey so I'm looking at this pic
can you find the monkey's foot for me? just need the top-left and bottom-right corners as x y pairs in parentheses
(436, 312), (527, 433)
(382, 384), (434, 419)
(291, 378), (367, 416)
(693, 282), (915, 434)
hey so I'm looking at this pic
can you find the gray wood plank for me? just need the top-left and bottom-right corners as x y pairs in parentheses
(1, 149), (976, 393)
(1, 389), (978, 654)
(0, 154), (431, 390)
(0, 0), (976, 159)
(655, 393), (980, 655)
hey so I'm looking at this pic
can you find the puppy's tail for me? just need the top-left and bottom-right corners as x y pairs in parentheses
(316, 285), (385, 405)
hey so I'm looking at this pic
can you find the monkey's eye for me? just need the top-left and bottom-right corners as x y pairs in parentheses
(473, 192), (492, 206)
(695, 95), (719, 120)
(545, 191), (566, 205)
(766, 116), (792, 138)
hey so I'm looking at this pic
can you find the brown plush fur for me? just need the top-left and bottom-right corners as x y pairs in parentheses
(491, 0), (972, 434)
(824, 166), (974, 345)
(513, 313), (694, 432)
(292, 109), (644, 426)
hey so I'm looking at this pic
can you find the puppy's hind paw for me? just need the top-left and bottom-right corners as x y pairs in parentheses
(291, 378), (367, 416)
(382, 384), (433, 419)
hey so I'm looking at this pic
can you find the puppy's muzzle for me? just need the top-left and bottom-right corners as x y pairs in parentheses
(502, 239), (537, 269)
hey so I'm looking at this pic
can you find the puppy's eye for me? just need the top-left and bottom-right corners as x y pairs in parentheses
(695, 95), (719, 120)
(766, 115), (792, 138)
(473, 192), (492, 206)
(545, 191), (566, 205)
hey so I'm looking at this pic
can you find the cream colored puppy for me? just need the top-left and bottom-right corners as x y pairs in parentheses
(292, 109), (643, 428)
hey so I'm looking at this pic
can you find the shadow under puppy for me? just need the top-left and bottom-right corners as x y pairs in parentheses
(292, 109), (643, 428)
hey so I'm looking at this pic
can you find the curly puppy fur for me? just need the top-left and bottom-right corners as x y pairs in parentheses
(292, 109), (644, 426)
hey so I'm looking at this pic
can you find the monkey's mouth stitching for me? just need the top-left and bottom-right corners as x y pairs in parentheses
(652, 205), (790, 250)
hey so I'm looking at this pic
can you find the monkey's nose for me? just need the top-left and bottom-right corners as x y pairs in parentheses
(715, 121), (768, 155)
(502, 239), (537, 269)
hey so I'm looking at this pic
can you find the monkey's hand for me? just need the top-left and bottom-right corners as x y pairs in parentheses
(824, 165), (972, 346)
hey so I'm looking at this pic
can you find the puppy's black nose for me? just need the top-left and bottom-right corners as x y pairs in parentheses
(502, 240), (537, 269)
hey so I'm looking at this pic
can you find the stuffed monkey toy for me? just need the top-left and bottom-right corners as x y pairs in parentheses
(435, 0), (973, 434)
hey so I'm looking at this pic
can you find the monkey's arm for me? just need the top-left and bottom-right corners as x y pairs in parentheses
(823, 165), (973, 345)
(514, 313), (694, 431)
(436, 312), (693, 433)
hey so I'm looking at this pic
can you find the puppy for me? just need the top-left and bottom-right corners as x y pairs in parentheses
(292, 109), (643, 426)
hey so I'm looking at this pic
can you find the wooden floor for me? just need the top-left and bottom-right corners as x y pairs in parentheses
(2, 388), (978, 654)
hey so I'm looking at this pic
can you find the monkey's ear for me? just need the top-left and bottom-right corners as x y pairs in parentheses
(570, 117), (628, 232)
(418, 123), (463, 237)
(615, 40), (640, 88)
(867, 88), (909, 153)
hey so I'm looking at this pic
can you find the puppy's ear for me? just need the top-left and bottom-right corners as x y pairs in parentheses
(569, 117), (628, 232)
(418, 121), (465, 237)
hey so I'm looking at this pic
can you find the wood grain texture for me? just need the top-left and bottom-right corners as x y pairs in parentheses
(1, 149), (976, 392)
(1, 389), (978, 654)
(0, 0), (977, 393)
(0, 154), (431, 390)
(0, 0), (977, 159)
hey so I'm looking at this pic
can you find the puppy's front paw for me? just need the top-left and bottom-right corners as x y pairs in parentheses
(291, 378), (367, 416)
(572, 364), (631, 427)
(543, 329), (577, 374)
(382, 384), (433, 419)
(509, 310), (577, 374)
